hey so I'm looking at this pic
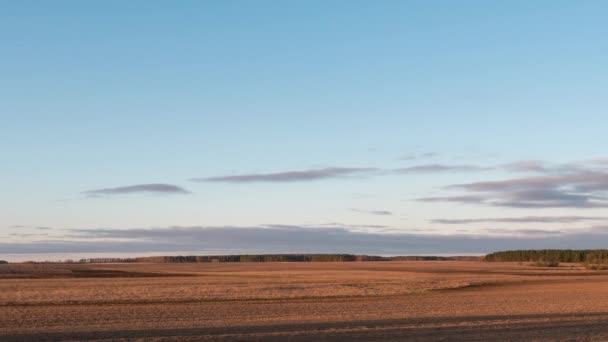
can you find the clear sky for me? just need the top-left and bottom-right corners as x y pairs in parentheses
(2, 1), (608, 259)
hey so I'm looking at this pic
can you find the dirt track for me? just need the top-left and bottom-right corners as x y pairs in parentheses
(2, 261), (608, 341)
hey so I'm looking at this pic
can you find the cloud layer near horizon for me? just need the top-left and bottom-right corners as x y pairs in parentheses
(30, 158), (608, 258)
(4, 224), (608, 255)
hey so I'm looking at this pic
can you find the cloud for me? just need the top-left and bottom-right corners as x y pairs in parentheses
(397, 159), (580, 175)
(6, 224), (608, 256)
(350, 208), (393, 216)
(191, 158), (606, 187)
(83, 184), (191, 196)
(395, 164), (490, 174)
(417, 195), (487, 204)
(420, 169), (608, 208)
(432, 216), (607, 225)
(63, 225), (422, 254)
(400, 152), (438, 161)
(10, 232), (49, 238)
(501, 159), (608, 175)
(502, 160), (549, 173)
(195, 162), (496, 184)
(593, 159), (608, 165)
(193, 167), (377, 183)
(588, 225), (608, 233)
(10, 225), (54, 230)
(398, 158), (606, 176)
(484, 228), (562, 236)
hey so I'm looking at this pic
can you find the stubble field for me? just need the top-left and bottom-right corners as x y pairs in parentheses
(1, 261), (608, 341)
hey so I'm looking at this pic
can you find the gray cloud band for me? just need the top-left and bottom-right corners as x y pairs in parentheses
(4, 224), (608, 255)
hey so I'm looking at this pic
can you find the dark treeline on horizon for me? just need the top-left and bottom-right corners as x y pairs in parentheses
(484, 250), (608, 263)
(88, 254), (474, 263)
(9, 254), (481, 264)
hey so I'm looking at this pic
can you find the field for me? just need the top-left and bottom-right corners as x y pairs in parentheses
(2, 261), (608, 341)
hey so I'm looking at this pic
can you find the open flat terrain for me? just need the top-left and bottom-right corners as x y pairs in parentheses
(2, 261), (608, 341)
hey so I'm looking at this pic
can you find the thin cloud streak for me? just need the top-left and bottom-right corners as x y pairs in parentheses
(485, 228), (562, 235)
(418, 195), (486, 204)
(395, 164), (491, 174)
(83, 184), (191, 196)
(191, 158), (607, 186)
(350, 208), (393, 216)
(502, 160), (549, 173)
(193, 167), (377, 183)
(399, 152), (438, 161)
(432, 216), (608, 225)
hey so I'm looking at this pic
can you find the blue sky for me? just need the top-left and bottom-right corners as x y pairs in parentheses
(2, 1), (608, 258)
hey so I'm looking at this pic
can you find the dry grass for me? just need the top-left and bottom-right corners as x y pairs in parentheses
(0, 264), (74, 277)
(0, 261), (585, 305)
(0, 262), (478, 305)
(1, 261), (608, 341)
(529, 260), (560, 267)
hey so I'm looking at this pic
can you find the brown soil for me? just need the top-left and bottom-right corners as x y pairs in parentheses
(1, 261), (608, 341)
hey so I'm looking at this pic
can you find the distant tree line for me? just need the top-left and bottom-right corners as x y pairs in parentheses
(132, 254), (480, 263)
(0, 260), (8, 264)
(9, 254), (481, 264)
(78, 258), (137, 263)
(484, 250), (608, 263)
(135, 254), (361, 263)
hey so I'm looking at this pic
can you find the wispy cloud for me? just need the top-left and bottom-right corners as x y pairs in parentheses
(419, 165), (608, 208)
(418, 195), (486, 204)
(502, 159), (608, 174)
(83, 184), (191, 196)
(399, 152), (438, 161)
(485, 228), (562, 236)
(190, 158), (607, 186)
(395, 164), (490, 174)
(193, 167), (377, 183)
(350, 208), (393, 216)
(452, 171), (608, 208)
(502, 160), (549, 173)
(432, 216), (608, 225)
(588, 225), (608, 233)
(592, 159), (608, 165)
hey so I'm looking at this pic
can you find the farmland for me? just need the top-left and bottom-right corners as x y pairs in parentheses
(2, 261), (608, 341)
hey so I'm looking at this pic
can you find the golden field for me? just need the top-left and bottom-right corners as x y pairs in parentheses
(2, 261), (608, 341)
